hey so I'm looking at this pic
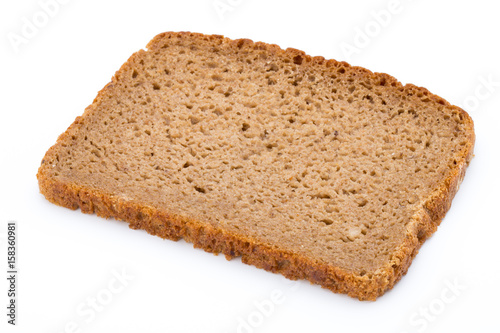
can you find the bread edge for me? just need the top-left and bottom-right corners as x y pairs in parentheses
(36, 31), (476, 301)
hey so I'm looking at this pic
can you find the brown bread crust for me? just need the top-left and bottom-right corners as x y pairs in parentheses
(37, 32), (475, 300)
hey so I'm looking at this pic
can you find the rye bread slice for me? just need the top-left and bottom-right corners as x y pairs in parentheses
(37, 32), (475, 300)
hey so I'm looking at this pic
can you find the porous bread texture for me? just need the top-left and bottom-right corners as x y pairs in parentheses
(37, 32), (475, 300)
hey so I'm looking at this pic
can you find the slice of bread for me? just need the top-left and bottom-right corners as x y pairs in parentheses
(37, 32), (475, 300)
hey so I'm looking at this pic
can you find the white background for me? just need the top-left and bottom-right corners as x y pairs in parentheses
(1, 0), (499, 332)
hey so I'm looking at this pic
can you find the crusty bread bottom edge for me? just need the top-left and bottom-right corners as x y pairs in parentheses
(37, 139), (473, 300)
